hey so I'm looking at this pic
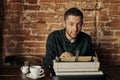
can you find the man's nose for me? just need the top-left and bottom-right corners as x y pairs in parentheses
(73, 25), (77, 30)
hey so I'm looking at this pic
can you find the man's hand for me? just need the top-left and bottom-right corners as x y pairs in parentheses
(59, 52), (73, 58)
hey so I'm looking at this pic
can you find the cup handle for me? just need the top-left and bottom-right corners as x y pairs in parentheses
(39, 69), (44, 74)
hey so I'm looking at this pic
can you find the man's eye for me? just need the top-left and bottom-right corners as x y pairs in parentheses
(70, 23), (74, 26)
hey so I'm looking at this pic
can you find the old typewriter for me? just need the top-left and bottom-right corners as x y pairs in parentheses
(53, 56), (103, 76)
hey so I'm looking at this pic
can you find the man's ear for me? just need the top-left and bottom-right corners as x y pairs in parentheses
(82, 21), (84, 25)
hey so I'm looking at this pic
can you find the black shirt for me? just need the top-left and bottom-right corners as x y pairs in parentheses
(43, 29), (94, 67)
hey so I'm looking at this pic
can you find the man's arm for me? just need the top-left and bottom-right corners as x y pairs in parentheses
(43, 33), (57, 67)
(85, 36), (95, 56)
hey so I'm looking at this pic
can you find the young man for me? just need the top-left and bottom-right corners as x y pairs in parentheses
(43, 7), (94, 72)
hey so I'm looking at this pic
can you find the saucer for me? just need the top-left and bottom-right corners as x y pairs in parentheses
(26, 73), (45, 79)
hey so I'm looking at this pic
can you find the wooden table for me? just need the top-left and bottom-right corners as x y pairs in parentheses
(0, 66), (120, 80)
(0, 66), (51, 80)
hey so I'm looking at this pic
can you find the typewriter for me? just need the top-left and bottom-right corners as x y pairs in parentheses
(53, 56), (103, 76)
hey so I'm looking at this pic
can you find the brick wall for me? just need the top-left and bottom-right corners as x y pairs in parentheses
(0, 0), (4, 65)
(2, 0), (120, 66)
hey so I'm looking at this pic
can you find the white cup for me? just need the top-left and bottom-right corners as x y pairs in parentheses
(20, 66), (29, 74)
(30, 65), (44, 78)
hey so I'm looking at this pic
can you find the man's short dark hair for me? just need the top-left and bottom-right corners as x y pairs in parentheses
(64, 7), (83, 21)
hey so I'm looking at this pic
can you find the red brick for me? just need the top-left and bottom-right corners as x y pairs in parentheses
(109, 20), (120, 30)
(55, 0), (72, 3)
(55, 3), (66, 9)
(35, 23), (47, 29)
(10, 17), (20, 24)
(83, 22), (94, 27)
(111, 0), (120, 3)
(78, 2), (86, 9)
(11, 3), (22, 11)
(21, 35), (46, 41)
(55, 10), (64, 16)
(100, 48), (119, 54)
(40, 0), (55, 2)
(10, 0), (22, 3)
(86, 3), (96, 10)
(4, 4), (11, 11)
(99, 16), (109, 21)
(40, 0), (71, 2)
(24, 23), (48, 31)
(23, 23), (35, 28)
(7, 47), (24, 54)
(23, 42), (46, 47)
(38, 12), (55, 17)
(5, 30), (30, 36)
(36, 36), (47, 41)
(26, 0), (38, 4)
(101, 43), (113, 48)
(100, 38), (118, 43)
(59, 16), (64, 22)
(5, 36), (25, 42)
(6, 41), (16, 47)
(37, 18), (46, 23)
(83, 11), (95, 17)
(114, 43), (120, 48)
(87, 0), (96, 2)
(24, 36), (37, 41)
(40, 3), (50, 10)
(30, 48), (46, 54)
(11, 23), (23, 29)
(32, 30), (51, 35)
(84, 16), (94, 22)
(98, 54), (113, 59)
(103, 3), (110, 9)
(103, 31), (114, 36)
(109, 4), (119, 10)
(23, 4), (40, 10)
(48, 24), (64, 31)
(110, 11), (120, 16)
(4, 11), (21, 18)
(99, 10), (108, 16)
(99, 0), (110, 3)
(3, 23), (11, 30)
(21, 13), (46, 23)
(115, 31), (120, 36)
(46, 17), (58, 23)
(5, 12), (20, 24)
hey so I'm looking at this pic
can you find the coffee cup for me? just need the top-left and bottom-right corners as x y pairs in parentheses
(20, 66), (29, 74)
(30, 65), (44, 78)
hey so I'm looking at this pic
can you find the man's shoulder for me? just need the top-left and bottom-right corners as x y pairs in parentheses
(78, 32), (91, 39)
(48, 29), (64, 39)
(80, 32), (90, 36)
(49, 29), (64, 36)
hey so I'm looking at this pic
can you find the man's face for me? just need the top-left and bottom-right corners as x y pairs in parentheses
(64, 15), (83, 40)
